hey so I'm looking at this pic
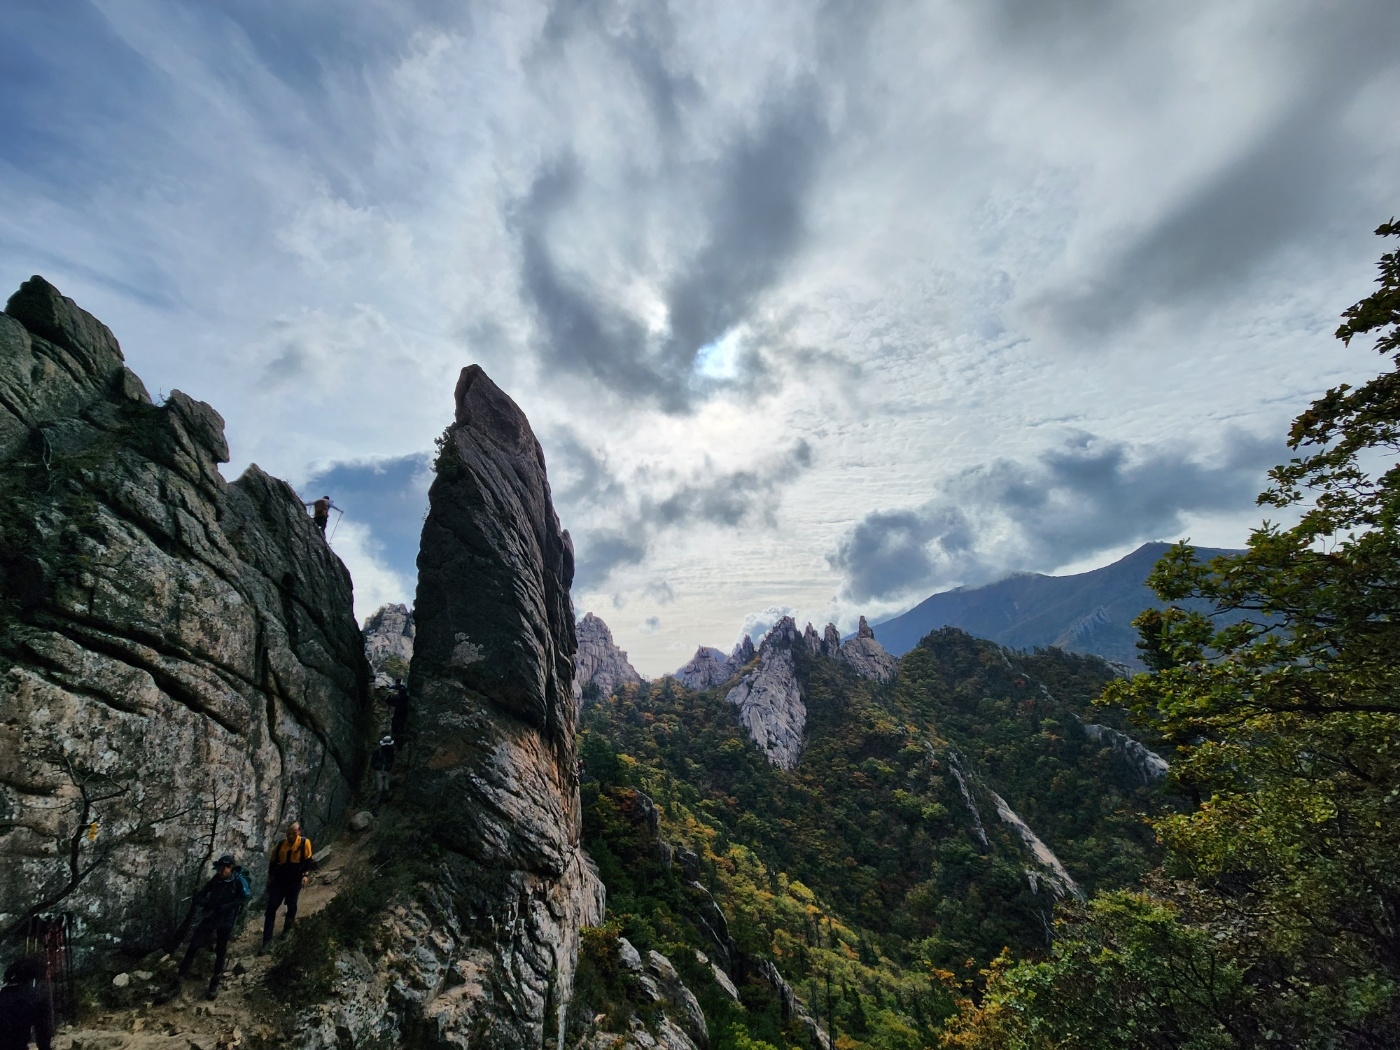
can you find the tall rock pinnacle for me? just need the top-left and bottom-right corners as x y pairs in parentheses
(390, 364), (603, 1046)
(573, 611), (643, 705)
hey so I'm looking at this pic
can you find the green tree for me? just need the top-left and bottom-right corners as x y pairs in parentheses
(946, 222), (1400, 1047)
(1106, 223), (1400, 1040)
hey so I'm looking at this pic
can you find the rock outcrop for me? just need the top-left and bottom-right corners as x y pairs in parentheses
(362, 602), (414, 684)
(713, 615), (895, 769)
(0, 277), (371, 952)
(298, 365), (603, 1048)
(573, 611), (642, 705)
(1081, 721), (1170, 784)
(672, 635), (754, 691)
(836, 616), (897, 682)
(582, 939), (709, 1050)
(724, 617), (806, 770)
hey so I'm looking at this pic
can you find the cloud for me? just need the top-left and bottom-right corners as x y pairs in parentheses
(563, 437), (815, 590)
(1009, 1), (1400, 342)
(509, 4), (834, 413)
(644, 579), (676, 606)
(326, 520), (414, 624)
(738, 605), (799, 649)
(830, 429), (1284, 604)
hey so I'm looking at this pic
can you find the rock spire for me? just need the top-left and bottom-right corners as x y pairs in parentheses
(306, 364), (603, 1048)
(724, 617), (807, 770)
(573, 611), (643, 705)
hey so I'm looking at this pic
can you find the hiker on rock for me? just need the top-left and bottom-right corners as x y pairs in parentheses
(0, 955), (53, 1050)
(386, 678), (411, 742)
(262, 821), (313, 950)
(303, 495), (339, 536)
(179, 853), (251, 1000)
(369, 736), (395, 809)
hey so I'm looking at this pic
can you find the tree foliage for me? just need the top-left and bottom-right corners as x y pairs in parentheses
(947, 222), (1400, 1047)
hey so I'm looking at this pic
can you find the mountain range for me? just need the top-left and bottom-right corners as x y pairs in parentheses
(872, 541), (1243, 667)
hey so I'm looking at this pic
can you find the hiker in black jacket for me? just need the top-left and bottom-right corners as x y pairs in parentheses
(178, 854), (251, 1000)
(386, 679), (411, 742)
(262, 821), (313, 949)
(369, 736), (395, 810)
(0, 956), (52, 1050)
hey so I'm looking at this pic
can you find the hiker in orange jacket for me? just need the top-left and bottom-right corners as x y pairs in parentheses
(262, 822), (313, 949)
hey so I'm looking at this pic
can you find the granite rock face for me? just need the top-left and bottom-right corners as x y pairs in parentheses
(1081, 721), (1170, 784)
(0, 277), (372, 951)
(573, 611), (642, 706)
(303, 365), (603, 1048)
(723, 618), (807, 770)
(576, 939), (707, 1050)
(674, 647), (729, 691)
(672, 636), (754, 691)
(836, 616), (897, 682)
(362, 602), (414, 685)
(718, 616), (897, 769)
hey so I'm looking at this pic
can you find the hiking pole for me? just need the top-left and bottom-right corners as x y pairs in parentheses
(329, 506), (345, 542)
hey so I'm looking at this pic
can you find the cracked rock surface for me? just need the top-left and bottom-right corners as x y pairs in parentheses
(303, 365), (604, 1049)
(0, 277), (372, 952)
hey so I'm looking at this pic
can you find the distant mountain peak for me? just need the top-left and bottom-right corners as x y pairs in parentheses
(573, 611), (643, 704)
(873, 542), (1244, 666)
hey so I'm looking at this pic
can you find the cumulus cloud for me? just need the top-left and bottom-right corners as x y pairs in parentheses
(738, 605), (799, 649)
(830, 430), (1284, 604)
(327, 520), (414, 623)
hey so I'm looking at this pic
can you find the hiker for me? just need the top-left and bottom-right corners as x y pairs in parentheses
(0, 955), (53, 1050)
(262, 822), (314, 950)
(179, 853), (251, 1000)
(369, 736), (395, 808)
(386, 678), (411, 741)
(303, 495), (339, 536)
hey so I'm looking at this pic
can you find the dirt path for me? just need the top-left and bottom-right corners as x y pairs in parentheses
(53, 827), (373, 1050)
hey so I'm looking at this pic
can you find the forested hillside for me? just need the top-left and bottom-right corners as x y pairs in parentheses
(573, 630), (1170, 1049)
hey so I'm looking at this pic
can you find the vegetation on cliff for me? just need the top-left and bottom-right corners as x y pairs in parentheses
(574, 631), (1166, 1048)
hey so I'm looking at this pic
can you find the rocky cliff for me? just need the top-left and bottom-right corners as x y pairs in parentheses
(836, 616), (897, 682)
(672, 635), (753, 691)
(362, 602), (414, 684)
(723, 618), (807, 770)
(717, 615), (895, 771)
(0, 277), (371, 952)
(299, 365), (603, 1048)
(573, 612), (642, 705)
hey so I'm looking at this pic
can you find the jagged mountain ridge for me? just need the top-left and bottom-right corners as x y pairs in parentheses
(873, 541), (1246, 666)
(575, 625), (1170, 1045)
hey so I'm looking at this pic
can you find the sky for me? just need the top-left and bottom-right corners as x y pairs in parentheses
(3, 1), (1398, 675)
